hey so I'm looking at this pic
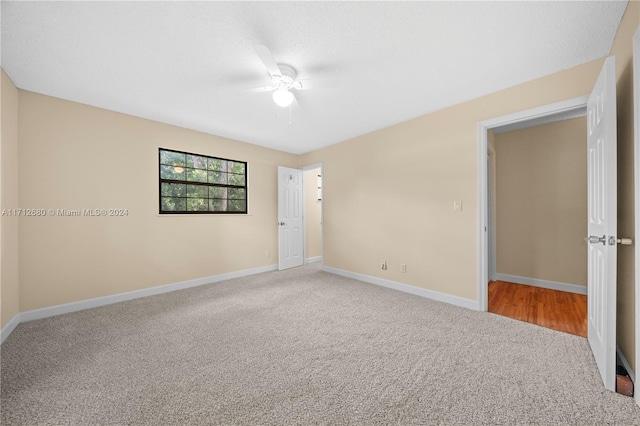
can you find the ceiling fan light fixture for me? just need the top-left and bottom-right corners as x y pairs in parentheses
(273, 87), (293, 107)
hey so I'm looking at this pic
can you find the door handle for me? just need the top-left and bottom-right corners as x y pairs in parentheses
(585, 235), (607, 245)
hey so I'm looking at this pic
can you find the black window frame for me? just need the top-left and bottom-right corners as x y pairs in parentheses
(158, 148), (248, 215)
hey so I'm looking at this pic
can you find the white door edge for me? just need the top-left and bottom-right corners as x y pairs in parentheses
(477, 96), (589, 312)
(633, 25), (640, 406)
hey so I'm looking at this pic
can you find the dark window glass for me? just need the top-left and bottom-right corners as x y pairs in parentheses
(159, 148), (247, 214)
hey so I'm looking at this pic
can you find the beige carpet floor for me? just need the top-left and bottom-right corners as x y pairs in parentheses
(2, 264), (640, 425)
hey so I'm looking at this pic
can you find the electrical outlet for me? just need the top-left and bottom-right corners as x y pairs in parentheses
(380, 260), (387, 270)
(453, 200), (463, 211)
(400, 264), (407, 273)
(265, 250), (270, 258)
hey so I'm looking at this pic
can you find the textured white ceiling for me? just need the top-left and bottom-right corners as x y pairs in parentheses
(1, 1), (627, 154)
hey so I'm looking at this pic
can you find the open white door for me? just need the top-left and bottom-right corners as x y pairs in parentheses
(634, 27), (640, 407)
(277, 166), (304, 270)
(586, 56), (617, 392)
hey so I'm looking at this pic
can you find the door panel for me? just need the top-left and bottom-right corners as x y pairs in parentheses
(586, 56), (617, 392)
(632, 26), (640, 408)
(278, 166), (304, 270)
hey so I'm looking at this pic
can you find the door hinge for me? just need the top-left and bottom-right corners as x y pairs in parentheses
(585, 235), (607, 245)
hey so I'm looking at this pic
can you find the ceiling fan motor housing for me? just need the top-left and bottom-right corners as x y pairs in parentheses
(273, 64), (302, 90)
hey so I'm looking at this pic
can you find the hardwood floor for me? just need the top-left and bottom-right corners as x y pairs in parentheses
(488, 280), (587, 338)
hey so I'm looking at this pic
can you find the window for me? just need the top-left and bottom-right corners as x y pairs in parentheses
(159, 148), (247, 214)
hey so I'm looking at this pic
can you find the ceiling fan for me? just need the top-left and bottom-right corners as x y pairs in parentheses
(253, 44), (303, 108)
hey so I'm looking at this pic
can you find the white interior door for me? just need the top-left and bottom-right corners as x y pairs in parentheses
(633, 26), (640, 407)
(586, 56), (617, 392)
(278, 166), (304, 270)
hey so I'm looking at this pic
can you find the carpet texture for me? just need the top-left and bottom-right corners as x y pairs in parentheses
(2, 265), (640, 425)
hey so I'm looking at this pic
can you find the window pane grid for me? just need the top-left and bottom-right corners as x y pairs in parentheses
(159, 148), (247, 214)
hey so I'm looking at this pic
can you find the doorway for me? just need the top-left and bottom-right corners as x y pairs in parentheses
(478, 96), (589, 311)
(486, 116), (589, 337)
(302, 164), (323, 265)
(278, 163), (324, 270)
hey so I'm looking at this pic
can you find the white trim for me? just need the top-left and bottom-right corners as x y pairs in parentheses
(478, 122), (489, 311)
(494, 273), (587, 295)
(633, 25), (640, 408)
(477, 96), (589, 313)
(480, 96), (589, 130)
(323, 266), (479, 311)
(618, 345), (636, 385)
(487, 151), (497, 281)
(493, 108), (586, 134)
(1, 264), (278, 343)
(305, 256), (322, 264)
(0, 314), (21, 344)
(618, 346), (636, 385)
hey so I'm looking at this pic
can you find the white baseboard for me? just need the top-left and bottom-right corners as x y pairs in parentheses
(305, 256), (322, 264)
(0, 313), (21, 344)
(494, 273), (587, 295)
(323, 266), (479, 311)
(1, 263), (278, 344)
(618, 346), (636, 384)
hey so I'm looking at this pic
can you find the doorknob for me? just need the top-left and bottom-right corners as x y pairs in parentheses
(585, 235), (607, 245)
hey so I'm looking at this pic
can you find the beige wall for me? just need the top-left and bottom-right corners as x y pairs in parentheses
(300, 58), (604, 301)
(610, 0), (638, 373)
(17, 91), (297, 312)
(304, 168), (322, 260)
(1, 70), (20, 328)
(494, 117), (587, 287)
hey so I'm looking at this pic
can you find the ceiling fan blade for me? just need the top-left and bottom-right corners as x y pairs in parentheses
(241, 85), (276, 93)
(291, 91), (302, 110)
(296, 76), (336, 90)
(254, 44), (282, 78)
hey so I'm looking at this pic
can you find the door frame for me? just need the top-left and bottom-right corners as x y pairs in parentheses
(300, 162), (324, 265)
(477, 96), (589, 311)
(487, 151), (496, 282)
